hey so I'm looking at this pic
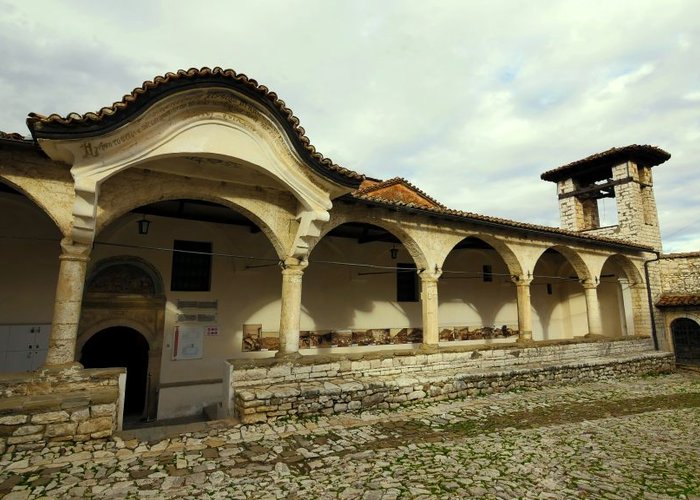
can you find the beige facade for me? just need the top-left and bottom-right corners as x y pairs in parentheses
(0, 68), (697, 424)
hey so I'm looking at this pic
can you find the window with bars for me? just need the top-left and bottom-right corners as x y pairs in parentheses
(171, 240), (212, 291)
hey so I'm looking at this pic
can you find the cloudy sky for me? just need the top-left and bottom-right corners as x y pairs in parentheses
(1, 0), (699, 252)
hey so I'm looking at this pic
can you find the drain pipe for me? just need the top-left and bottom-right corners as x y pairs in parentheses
(643, 251), (661, 350)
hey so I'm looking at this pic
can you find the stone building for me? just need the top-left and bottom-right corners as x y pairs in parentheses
(0, 68), (697, 438)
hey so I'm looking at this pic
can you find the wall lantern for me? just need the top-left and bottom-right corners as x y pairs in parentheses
(390, 244), (399, 260)
(137, 216), (151, 235)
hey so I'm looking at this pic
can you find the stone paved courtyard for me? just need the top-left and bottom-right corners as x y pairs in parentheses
(1, 371), (699, 499)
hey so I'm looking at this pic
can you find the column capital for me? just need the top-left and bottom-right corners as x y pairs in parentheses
(418, 266), (442, 282)
(582, 279), (599, 290)
(280, 257), (308, 274)
(511, 275), (533, 286)
(58, 237), (91, 262)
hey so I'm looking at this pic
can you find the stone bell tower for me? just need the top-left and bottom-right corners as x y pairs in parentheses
(540, 145), (671, 251)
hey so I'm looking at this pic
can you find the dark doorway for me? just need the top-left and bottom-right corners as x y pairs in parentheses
(81, 327), (149, 415)
(671, 318), (700, 365)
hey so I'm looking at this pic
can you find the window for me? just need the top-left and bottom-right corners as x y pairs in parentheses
(396, 263), (418, 302)
(171, 240), (212, 291)
(482, 264), (493, 282)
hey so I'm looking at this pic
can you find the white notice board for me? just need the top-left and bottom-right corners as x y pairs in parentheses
(173, 325), (204, 360)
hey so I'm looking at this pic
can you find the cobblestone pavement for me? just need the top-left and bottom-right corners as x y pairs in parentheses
(1, 372), (699, 499)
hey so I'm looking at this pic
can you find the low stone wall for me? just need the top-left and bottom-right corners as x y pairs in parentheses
(227, 338), (674, 423)
(0, 365), (124, 453)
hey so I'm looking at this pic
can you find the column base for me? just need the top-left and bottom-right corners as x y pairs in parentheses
(41, 361), (84, 373)
(274, 351), (303, 361)
(418, 343), (439, 354)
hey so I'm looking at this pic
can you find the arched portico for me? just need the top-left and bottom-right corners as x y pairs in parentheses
(531, 246), (594, 340)
(302, 221), (425, 348)
(0, 181), (63, 372)
(596, 254), (646, 337)
(438, 236), (522, 342)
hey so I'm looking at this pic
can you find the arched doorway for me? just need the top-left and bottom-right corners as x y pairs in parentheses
(671, 318), (700, 365)
(81, 326), (150, 415)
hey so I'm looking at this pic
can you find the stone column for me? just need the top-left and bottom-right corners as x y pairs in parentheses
(419, 269), (442, 349)
(276, 258), (307, 358)
(513, 276), (533, 341)
(582, 281), (603, 336)
(46, 238), (92, 366)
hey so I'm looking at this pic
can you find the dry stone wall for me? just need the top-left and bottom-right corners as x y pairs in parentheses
(228, 338), (670, 423)
(0, 365), (123, 453)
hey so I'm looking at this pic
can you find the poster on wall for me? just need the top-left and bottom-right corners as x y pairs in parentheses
(172, 325), (204, 360)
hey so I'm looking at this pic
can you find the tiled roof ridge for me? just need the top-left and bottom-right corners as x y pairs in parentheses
(541, 144), (671, 182)
(25, 67), (363, 183)
(661, 251), (700, 259)
(354, 176), (446, 208)
(0, 131), (27, 141)
(351, 193), (652, 250)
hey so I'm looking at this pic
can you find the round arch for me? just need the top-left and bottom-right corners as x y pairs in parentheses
(597, 254), (644, 284)
(0, 177), (66, 236)
(80, 325), (150, 416)
(440, 234), (524, 277)
(532, 245), (592, 282)
(312, 215), (429, 270)
(95, 189), (288, 260)
(86, 255), (165, 296)
(77, 316), (157, 358)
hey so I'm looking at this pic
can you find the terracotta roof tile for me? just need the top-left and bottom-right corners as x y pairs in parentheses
(354, 177), (445, 209)
(349, 193), (653, 250)
(661, 252), (700, 259)
(656, 295), (700, 307)
(541, 145), (671, 182)
(26, 67), (364, 186)
(0, 131), (26, 141)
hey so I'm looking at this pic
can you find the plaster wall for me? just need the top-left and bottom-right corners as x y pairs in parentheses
(0, 194), (60, 324)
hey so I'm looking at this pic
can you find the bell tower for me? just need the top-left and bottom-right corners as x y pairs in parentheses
(541, 145), (670, 251)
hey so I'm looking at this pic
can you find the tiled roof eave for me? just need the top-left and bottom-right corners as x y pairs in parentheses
(656, 295), (700, 308)
(345, 193), (653, 252)
(26, 67), (363, 188)
(0, 131), (42, 152)
(541, 145), (671, 183)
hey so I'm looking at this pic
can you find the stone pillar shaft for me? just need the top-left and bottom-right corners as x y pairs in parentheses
(420, 270), (441, 347)
(46, 238), (91, 366)
(514, 277), (533, 341)
(583, 282), (603, 335)
(277, 260), (307, 357)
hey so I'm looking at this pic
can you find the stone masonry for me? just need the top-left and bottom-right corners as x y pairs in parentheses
(0, 365), (124, 453)
(228, 338), (674, 423)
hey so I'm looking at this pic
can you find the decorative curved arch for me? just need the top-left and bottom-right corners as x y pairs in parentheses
(0, 176), (66, 236)
(28, 67), (362, 188)
(86, 255), (165, 296)
(532, 245), (592, 282)
(32, 72), (364, 251)
(439, 234), (524, 277)
(310, 215), (430, 270)
(597, 254), (644, 285)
